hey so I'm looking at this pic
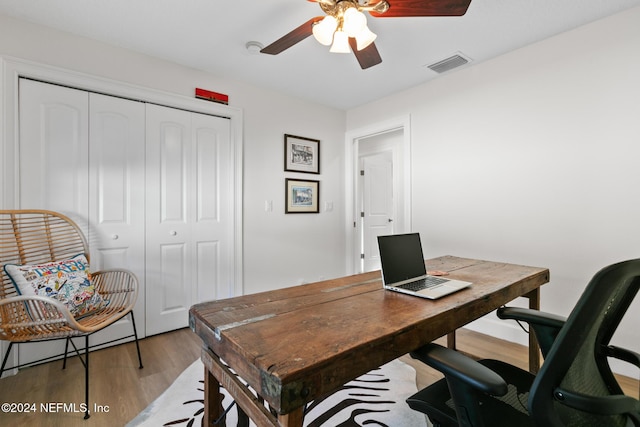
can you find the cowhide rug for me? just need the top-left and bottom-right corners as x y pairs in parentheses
(127, 358), (429, 427)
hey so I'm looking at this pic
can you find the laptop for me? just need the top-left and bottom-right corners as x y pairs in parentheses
(377, 233), (472, 299)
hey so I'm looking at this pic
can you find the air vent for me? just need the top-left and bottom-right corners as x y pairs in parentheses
(426, 53), (471, 74)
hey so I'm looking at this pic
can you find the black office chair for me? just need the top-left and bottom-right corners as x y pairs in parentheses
(406, 259), (640, 427)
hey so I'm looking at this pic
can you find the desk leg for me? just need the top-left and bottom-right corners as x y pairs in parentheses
(202, 347), (290, 427)
(204, 365), (222, 427)
(527, 288), (541, 373)
(447, 331), (457, 350)
(277, 407), (305, 427)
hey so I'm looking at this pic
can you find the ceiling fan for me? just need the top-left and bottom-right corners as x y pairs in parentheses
(260, 0), (473, 69)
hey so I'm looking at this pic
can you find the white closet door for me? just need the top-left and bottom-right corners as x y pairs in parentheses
(17, 80), (90, 366)
(18, 79), (89, 230)
(145, 104), (232, 335)
(17, 80), (148, 365)
(191, 111), (232, 304)
(145, 105), (194, 335)
(88, 93), (146, 341)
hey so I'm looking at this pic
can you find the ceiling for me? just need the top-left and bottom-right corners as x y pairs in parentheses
(1, 0), (639, 110)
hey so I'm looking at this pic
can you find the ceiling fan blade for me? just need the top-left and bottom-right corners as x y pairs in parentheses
(261, 17), (324, 55)
(370, 0), (472, 18)
(349, 38), (382, 69)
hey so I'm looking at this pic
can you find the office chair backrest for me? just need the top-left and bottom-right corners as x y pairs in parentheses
(529, 259), (640, 427)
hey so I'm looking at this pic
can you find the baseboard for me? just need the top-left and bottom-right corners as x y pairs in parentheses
(465, 314), (529, 347)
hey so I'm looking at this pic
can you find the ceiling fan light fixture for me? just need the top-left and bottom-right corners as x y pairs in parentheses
(342, 7), (367, 37)
(312, 15), (338, 46)
(355, 26), (377, 50)
(330, 30), (351, 53)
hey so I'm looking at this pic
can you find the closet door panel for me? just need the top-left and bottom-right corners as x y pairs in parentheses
(159, 243), (190, 310)
(195, 128), (218, 220)
(161, 123), (188, 222)
(16, 79), (90, 366)
(195, 241), (219, 303)
(18, 79), (89, 229)
(146, 104), (193, 335)
(192, 113), (232, 303)
(88, 93), (146, 341)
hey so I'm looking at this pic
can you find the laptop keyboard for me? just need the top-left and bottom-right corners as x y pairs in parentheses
(398, 276), (448, 291)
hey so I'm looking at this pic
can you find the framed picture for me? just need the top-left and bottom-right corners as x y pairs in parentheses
(285, 178), (320, 214)
(284, 134), (320, 174)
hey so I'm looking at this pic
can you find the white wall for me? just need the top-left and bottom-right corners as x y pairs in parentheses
(347, 6), (640, 376)
(0, 13), (347, 295)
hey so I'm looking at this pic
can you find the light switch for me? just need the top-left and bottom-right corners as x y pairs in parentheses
(325, 201), (333, 212)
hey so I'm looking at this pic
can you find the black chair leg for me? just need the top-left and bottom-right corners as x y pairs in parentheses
(84, 335), (90, 420)
(237, 406), (250, 427)
(63, 337), (71, 369)
(0, 342), (15, 377)
(130, 311), (143, 369)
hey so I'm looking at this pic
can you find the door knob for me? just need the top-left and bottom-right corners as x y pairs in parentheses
(388, 219), (393, 222)
(169, 230), (177, 236)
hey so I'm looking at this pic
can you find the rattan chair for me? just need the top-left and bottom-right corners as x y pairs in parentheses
(0, 209), (143, 419)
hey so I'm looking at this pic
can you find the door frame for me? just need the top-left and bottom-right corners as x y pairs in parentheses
(344, 115), (412, 274)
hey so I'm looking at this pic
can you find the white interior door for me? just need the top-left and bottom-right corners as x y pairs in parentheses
(145, 104), (232, 335)
(361, 151), (394, 272)
(191, 112), (232, 304)
(351, 126), (408, 274)
(88, 92), (146, 342)
(146, 104), (192, 335)
(17, 79), (90, 366)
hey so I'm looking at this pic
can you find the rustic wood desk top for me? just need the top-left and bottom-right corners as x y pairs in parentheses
(190, 255), (549, 424)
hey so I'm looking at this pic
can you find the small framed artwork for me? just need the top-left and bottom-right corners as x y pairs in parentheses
(284, 134), (320, 174)
(285, 178), (320, 214)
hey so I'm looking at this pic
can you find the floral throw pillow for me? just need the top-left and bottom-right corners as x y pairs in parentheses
(3, 254), (109, 318)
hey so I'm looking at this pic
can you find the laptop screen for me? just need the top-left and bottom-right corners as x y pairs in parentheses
(377, 233), (427, 285)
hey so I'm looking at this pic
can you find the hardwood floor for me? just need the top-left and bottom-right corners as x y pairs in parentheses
(0, 328), (202, 427)
(0, 328), (637, 426)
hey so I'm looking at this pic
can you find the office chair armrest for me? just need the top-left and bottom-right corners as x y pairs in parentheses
(606, 345), (640, 369)
(411, 343), (508, 396)
(497, 307), (566, 357)
(497, 307), (567, 327)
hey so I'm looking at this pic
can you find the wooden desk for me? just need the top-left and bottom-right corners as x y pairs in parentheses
(189, 256), (549, 427)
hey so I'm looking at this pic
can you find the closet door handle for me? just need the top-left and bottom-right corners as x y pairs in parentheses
(112, 234), (119, 240)
(169, 230), (177, 236)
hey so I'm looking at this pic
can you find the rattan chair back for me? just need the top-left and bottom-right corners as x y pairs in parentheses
(1, 209), (88, 300)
